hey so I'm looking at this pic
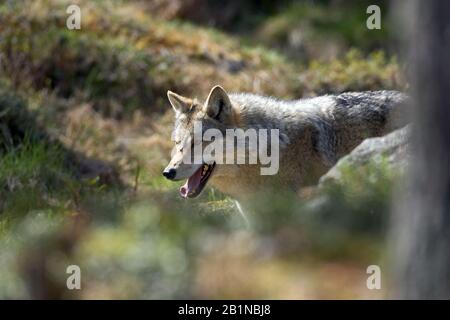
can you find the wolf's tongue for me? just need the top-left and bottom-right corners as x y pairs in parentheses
(180, 167), (203, 198)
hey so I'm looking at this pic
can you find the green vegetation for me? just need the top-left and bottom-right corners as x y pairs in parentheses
(255, 1), (390, 60)
(0, 0), (405, 298)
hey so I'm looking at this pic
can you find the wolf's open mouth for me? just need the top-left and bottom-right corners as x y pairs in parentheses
(180, 163), (216, 198)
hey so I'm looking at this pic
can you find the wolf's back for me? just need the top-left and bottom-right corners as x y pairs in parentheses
(333, 90), (408, 132)
(314, 90), (409, 165)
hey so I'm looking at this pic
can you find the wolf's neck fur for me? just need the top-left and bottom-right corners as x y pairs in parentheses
(230, 93), (331, 130)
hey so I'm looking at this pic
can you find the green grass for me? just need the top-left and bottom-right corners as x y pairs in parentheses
(0, 140), (76, 225)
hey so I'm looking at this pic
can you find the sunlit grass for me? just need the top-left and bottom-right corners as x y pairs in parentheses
(0, 140), (76, 220)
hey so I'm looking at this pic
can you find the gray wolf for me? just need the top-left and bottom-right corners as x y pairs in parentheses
(163, 85), (407, 211)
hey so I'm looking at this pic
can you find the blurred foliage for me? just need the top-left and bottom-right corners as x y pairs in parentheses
(299, 50), (404, 96)
(0, 0), (405, 299)
(0, 0), (298, 118)
(0, 90), (73, 224)
(147, 0), (391, 61)
(254, 0), (390, 61)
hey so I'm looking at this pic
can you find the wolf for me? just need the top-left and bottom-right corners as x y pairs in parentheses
(163, 85), (407, 213)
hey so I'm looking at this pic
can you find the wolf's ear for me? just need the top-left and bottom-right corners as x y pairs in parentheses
(205, 85), (231, 121)
(167, 91), (191, 113)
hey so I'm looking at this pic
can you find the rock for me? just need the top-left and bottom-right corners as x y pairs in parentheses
(319, 126), (411, 186)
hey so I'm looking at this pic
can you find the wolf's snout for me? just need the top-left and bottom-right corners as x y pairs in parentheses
(162, 168), (177, 180)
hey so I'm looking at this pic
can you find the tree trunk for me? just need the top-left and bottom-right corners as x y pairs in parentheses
(390, 0), (450, 299)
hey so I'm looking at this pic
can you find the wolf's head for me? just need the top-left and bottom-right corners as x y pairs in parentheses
(163, 85), (239, 199)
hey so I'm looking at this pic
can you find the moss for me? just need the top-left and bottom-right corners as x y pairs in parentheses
(308, 156), (398, 237)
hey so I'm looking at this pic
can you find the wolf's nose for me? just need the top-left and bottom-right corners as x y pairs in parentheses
(162, 168), (176, 180)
